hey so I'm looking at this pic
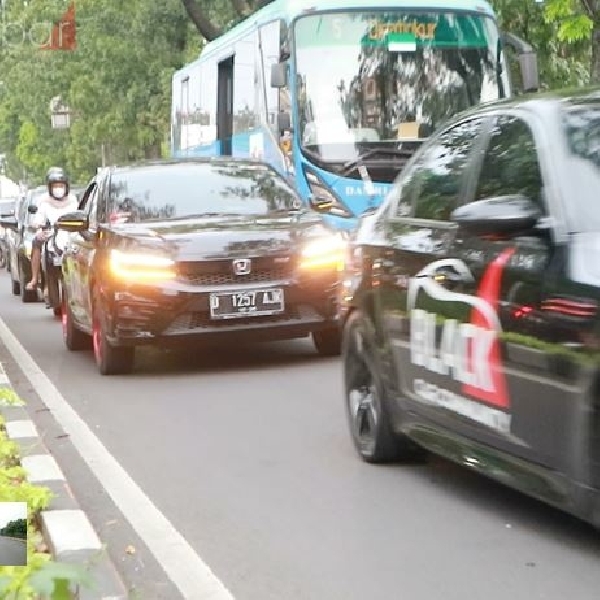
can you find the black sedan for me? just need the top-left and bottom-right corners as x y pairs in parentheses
(56, 158), (344, 375)
(341, 87), (600, 528)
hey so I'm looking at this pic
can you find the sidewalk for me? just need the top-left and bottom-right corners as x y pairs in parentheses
(0, 363), (128, 599)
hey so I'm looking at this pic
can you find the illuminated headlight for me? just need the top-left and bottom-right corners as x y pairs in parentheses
(24, 240), (32, 258)
(109, 249), (175, 282)
(304, 170), (353, 218)
(299, 234), (347, 270)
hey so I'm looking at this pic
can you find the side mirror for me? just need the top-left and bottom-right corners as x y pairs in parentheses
(519, 51), (539, 93)
(27, 204), (38, 214)
(277, 112), (291, 133)
(56, 210), (89, 232)
(451, 194), (542, 236)
(270, 62), (287, 88)
(0, 217), (18, 231)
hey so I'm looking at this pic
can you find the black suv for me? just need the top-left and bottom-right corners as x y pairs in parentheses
(341, 87), (600, 528)
(56, 158), (344, 375)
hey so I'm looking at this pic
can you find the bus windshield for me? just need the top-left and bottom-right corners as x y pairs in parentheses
(294, 10), (509, 162)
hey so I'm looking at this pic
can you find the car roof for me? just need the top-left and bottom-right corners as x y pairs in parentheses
(446, 86), (600, 126)
(108, 157), (279, 175)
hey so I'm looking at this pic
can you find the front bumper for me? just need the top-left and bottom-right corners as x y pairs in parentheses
(102, 274), (340, 347)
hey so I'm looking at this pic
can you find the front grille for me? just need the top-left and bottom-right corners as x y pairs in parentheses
(177, 256), (294, 286)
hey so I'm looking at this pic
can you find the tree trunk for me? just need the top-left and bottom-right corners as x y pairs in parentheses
(181, 0), (222, 41)
(231, 0), (252, 16)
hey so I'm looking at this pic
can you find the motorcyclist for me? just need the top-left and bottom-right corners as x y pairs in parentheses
(27, 167), (78, 297)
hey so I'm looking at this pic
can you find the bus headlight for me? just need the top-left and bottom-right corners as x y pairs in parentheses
(299, 234), (347, 271)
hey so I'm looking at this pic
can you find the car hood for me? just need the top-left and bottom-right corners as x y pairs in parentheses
(109, 213), (331, 261)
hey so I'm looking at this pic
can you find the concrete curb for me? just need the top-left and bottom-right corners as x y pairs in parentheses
(0, 370), (128, 599)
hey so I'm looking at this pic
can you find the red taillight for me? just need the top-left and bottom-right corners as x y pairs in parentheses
(541, 297), (598, 318)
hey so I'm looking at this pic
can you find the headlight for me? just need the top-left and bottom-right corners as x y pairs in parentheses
(299, 234), (347, 271)
(109, 249), (175, 282)
(304, 169), (353, 218)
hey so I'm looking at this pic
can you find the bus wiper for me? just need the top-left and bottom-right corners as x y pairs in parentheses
(341, 147), (415, 176)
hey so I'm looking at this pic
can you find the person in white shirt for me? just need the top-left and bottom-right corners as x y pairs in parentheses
(27, 167), (78, 293)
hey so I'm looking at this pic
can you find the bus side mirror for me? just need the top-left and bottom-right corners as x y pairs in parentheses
(271, 62), (287, 88)
(501, 32), (539, 93)
(519, 51), (539, 93)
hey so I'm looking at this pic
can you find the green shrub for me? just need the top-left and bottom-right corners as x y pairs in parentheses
(0, 403), (91, 599)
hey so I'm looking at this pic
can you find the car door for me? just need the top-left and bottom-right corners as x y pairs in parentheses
(77, 181), (103, 327)
(378, 115), (493, 425)
(66, 181), (98, 325)
(443, 111), (566, 470)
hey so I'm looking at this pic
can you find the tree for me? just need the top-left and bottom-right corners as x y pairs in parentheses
(180, 0), (273, 41)
(0, 518), (27, 539)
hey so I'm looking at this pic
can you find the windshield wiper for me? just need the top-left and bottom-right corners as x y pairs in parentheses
(342, 147), (416, 176)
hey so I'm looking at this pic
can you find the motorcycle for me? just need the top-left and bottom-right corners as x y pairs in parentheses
(42, 220), (69, 318)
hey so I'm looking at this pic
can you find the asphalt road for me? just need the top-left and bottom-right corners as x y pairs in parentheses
(0, 272), (600, 599)
(0, 536), (26, 566)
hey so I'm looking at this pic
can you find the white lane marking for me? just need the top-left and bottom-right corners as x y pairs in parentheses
(0, 316), (235, 600)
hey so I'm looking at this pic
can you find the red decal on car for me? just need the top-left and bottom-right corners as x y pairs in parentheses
(462, 247), (515, 408)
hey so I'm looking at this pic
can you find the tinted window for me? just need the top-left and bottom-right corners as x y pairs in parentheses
(391, 118), (484, 220)
(474, 115), (544, 208)
(413, 118), (485, 220)
(108, 163), (300, 222)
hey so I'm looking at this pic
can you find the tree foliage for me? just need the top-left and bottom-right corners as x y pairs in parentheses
(0, 518), (27, 539)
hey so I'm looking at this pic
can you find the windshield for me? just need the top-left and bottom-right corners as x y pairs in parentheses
(24, 190), (46, 227)
(294, 10), (509, 162)
(109, 162), (301, 222)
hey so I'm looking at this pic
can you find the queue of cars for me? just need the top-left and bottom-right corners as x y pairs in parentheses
(3, 88), (600, 530)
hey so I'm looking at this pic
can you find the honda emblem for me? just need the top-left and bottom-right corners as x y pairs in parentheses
(233, 258), (251, 275)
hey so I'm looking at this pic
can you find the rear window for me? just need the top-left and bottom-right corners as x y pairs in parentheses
(24, 190), (46, 226)
(108, 162), (299, 222)
(562, 104), (600, 230)
(0, 200), (15, 216)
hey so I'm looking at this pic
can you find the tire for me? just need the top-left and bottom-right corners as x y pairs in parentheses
(62, 289), (90, 351)
(312, 327), (342, 357)
(11, 274), (19, 296)
(47, 267), (61, 315)
(92, 297), (135, 375)
(342, 310), (422, 464)
(19, 261), (37, 303)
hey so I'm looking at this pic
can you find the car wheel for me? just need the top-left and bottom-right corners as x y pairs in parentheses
(312, 327), (342, 357)
(342, 310), (421, 463)
(19, 261), (37, 303)
(92, 298), (135, 375)
(62, 290), (90, 351)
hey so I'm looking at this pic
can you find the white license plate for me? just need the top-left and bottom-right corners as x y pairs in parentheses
(209, 288), (284, 319)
